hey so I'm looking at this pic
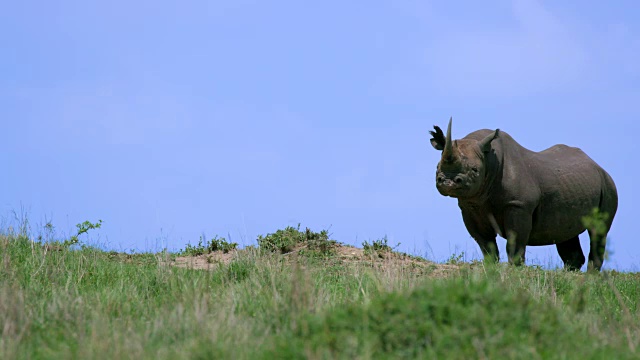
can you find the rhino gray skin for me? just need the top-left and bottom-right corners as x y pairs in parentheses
(429, 117), (618, 271)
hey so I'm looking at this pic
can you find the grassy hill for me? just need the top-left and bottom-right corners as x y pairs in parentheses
(1, 224), (639, 359)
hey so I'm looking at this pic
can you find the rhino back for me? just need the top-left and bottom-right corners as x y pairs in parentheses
(525, 144), (616, 245)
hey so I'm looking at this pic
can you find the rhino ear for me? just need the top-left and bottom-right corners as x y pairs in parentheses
(479, 129), (500, 153)
(429, 125), (446, 151)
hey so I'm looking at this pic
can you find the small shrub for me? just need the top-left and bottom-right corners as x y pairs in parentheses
(581, 208), (609, 237)
(179, 235), (237, 256)
(304, 228), (338, 257)
(38, 219), (103, 249)
(67, 219), (103, 246)
(581, 208), (613, 265)
(257, 224), (337, 255)
(257, 225), (305, 253)
(446, 252), (466, 265)
(363, 236), (396, 257)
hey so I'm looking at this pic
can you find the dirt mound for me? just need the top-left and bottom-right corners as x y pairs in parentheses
(172, 250), (236, 270)
(170, 243), (462, 278)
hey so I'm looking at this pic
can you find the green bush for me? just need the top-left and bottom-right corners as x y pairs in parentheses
(179, 235), (237, 256)
(363, 236), (396, 257)
(257, 224), (337, 256)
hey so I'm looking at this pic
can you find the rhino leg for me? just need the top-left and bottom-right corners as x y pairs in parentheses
(473, 237), (499, 263)
(460, 209), (499, 263)
(587, 229), (607, 272)
(504, 206), (531, 267)
(555, 236), (585, 271)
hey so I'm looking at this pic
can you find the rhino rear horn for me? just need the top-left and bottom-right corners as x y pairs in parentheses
(479, 129), (500, 153)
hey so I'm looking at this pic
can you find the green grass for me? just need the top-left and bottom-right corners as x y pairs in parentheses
(1, 227), (639, 359)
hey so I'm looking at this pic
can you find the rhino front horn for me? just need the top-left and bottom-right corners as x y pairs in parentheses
(443, 117), (454, 161)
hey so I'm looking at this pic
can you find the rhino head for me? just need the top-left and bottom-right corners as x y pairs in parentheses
(429, 117), (500, 198)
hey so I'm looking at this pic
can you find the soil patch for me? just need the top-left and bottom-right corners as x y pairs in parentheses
(170, 243), (463, 277)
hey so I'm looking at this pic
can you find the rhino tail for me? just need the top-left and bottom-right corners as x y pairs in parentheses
(598, 171), (618, 229)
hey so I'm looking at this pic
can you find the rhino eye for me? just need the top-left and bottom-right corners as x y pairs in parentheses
(472, 167), (479, 173)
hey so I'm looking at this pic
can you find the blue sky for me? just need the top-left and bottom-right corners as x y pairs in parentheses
(2, 0), (639, 270)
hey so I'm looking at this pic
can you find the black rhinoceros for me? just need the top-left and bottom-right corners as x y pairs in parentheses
(429, 118), (618, 271)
